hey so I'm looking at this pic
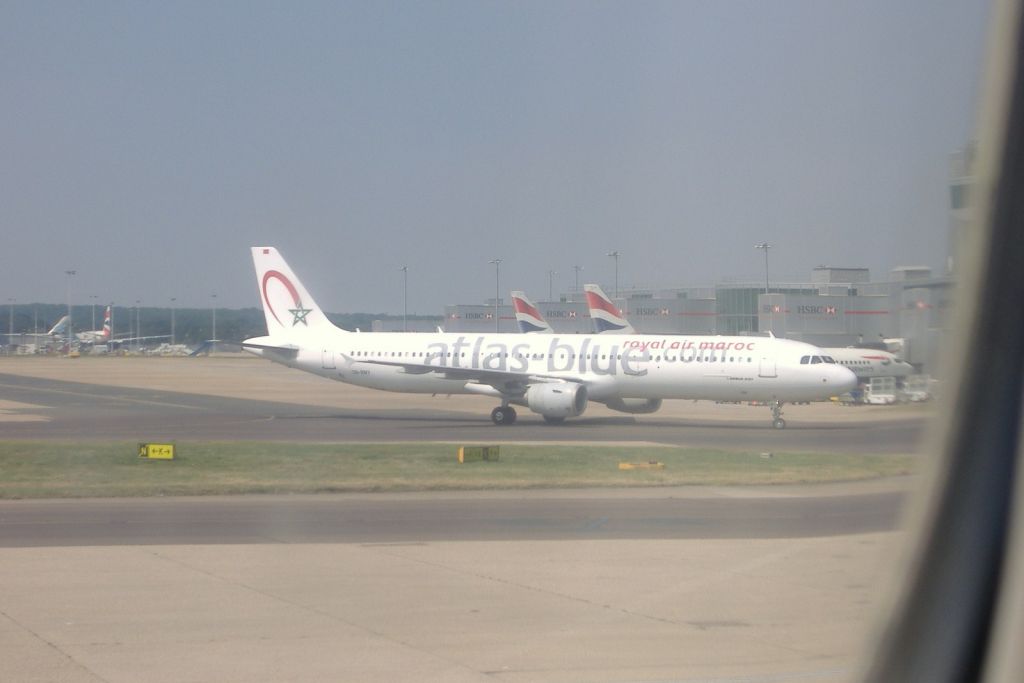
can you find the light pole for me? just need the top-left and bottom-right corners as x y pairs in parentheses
(135, 300), (141, 351)
(64, 270), (76, 351)
(211, 294), (217, 353)
(607, 250), (620, 299)
(6, 298), (13, 353)
(170, 297), (176, 345)
(547, 270), (556, 302)
(90, 295), (98, 331)
(489, 259), (502, 333)
(399, 266), (408, 332)
(755, 242), (773, 334)
(572, 265), (583, 294)
(754, 242), (772, 294)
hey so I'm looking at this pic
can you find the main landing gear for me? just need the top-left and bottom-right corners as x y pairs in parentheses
(770, 400), (786, 429)
(491, 405), (517, 425)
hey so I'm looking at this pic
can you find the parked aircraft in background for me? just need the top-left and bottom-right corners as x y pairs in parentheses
(584, 284), (635, 333)
(510, 291), (552, 333)
(3, 315), (69, 343)
(47, 307), (170, 350)
(54, 306), (112, 344)
(510, 284), (634, 336)
(5, 311), (111, 350)
(818, 347), (915, 379)
(244, 248), (856, 428)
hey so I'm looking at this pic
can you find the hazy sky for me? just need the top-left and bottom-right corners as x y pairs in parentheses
(2, 1), (990, 314)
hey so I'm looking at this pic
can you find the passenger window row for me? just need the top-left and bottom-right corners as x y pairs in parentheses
(350, 350), (756, 364)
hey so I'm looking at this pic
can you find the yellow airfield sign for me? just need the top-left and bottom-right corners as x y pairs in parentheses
(138, 443), (175, 460)
(458, 445), (500, 463)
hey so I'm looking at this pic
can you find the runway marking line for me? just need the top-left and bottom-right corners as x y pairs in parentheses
(0, 381), (206, 411)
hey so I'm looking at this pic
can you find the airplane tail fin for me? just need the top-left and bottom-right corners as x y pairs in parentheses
(101, 306), (112, 340)
(511, 291), (553, 333)
(583, 284), (635, 334)
(47, 315), (69, 337)
(251, 247), (341, 338)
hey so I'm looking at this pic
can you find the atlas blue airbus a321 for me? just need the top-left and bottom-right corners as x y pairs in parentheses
(243, 248), (857, 428)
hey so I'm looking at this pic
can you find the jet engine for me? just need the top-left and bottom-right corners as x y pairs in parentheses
(603, 397), (663, 414)
(525, 383), (588, 420)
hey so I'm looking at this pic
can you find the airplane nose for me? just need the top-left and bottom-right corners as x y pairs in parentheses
(834, 366), (858, 393)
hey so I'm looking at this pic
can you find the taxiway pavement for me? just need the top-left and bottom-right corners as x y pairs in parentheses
(0, 487), (903, 548)
(0, 369), (923, 452)
(0, 357), (922, 682)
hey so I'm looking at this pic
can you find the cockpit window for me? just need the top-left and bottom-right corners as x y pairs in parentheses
(800, 355), (810, 364)
(822, 356), (835, 364)
(811, 356), (822, 364)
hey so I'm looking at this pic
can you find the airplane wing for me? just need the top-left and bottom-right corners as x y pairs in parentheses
(355, 357), (585, 396)
(111, 334), (172, 343)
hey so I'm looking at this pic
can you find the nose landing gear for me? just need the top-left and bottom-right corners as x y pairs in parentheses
(770, 400), (786, 429)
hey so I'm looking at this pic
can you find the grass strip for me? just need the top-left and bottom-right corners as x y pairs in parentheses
(0, 441), (916, 499)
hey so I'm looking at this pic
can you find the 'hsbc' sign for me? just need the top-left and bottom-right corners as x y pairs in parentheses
(796, 305), (838, 315)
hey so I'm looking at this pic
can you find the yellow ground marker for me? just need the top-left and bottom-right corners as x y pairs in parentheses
(138, 443), (175, 460)
(458, 445), (500, 463)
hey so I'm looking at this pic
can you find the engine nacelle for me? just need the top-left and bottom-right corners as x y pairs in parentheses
(603, 397), (663, 414)
(525, 383), (588, 419)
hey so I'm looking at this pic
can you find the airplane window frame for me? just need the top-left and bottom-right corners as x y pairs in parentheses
(860, 2), (1024, 679)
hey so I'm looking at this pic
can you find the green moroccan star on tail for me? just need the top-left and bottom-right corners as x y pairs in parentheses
(289, 306), (312, 326)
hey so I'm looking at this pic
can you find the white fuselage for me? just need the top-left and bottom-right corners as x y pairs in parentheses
(246, 330), (857, 404)
(822, 347), (915, 380)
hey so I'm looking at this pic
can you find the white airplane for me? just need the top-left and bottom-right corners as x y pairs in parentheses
(3, 315), (69, 341)
(3, 316), (70, 352)
(244, 248), (856, 428)
(47, 307), (113, 345)
(818, 347), (915, 380)
(510, 291), (553, 333)
(69, 307), (170, 349)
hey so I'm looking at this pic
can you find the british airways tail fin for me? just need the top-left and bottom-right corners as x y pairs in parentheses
(251, 247), (342, 337)
(101, 306), (112, 341)
(511, 291), (553, 333)
(583, 284), (635, 334)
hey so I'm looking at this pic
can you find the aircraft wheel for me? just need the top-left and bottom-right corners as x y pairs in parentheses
(542, 415), (565, 425)
(491, 406), (516, 425)
(772, 417), (787, 430)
